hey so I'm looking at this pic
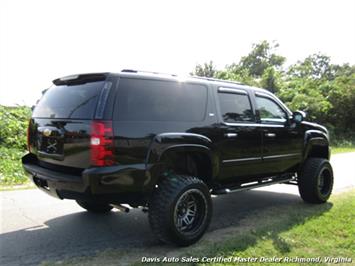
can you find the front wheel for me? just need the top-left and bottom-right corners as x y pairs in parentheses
(148, 175), (212, 246)
(298, 158), (334, 203)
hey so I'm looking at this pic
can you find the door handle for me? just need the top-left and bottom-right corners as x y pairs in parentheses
(225, 133), (238, 138)
(265, 133), (276, 137)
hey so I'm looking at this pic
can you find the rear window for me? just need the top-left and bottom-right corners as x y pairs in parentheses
(33, 81), (105, 119)
(114, 78), (207, 121)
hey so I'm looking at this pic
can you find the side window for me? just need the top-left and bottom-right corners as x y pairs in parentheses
(218, 92), (254, 122)
(255, 96), (287, 124)
(114, 78), (207, 121)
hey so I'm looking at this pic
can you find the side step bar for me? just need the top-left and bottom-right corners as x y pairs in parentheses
(212, 176), (295, 195)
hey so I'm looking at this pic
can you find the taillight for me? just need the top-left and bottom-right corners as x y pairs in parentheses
(27, 119), (32, 153)
(90, 120), (115, 166)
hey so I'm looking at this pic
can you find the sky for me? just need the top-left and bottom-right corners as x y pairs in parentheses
(1, 0), (354, 106)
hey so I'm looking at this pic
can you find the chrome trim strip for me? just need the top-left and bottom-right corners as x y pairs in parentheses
(224, 122), (284, 128)
(222, 157), (262, 163)
(263, 153), (301, 160)
(222, 153), (301, 164)
(157, 132), (212, 143)
(218, 87), (247, 95)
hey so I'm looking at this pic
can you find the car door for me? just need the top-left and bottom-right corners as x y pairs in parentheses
(254, 92), (304, 174)
(215, 87), (263, 182)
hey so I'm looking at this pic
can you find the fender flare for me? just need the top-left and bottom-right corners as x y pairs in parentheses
(303, 130), (330, 160)
(145, 132), (219, 185)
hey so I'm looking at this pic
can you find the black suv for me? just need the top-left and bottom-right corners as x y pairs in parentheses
(22, 70), (333, 246)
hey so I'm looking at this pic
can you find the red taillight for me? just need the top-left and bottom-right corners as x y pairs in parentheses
(27, 119), (32, 153)
(90, 120), (115, 166)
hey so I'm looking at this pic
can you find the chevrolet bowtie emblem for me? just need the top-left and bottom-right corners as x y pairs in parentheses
(43, 128), (52, 137)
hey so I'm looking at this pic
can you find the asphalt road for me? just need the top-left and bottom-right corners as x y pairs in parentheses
(1, 153), (354, 266)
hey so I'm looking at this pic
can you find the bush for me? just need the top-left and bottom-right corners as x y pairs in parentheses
(0, 106), (31, 185)
(0, 105), (31, 150)
(0, 147), (28, 185)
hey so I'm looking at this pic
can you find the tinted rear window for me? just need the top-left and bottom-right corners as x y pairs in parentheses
(33, 81), (105, 119)
(218, 92), (254, 122)
(114, 78), (207, 121)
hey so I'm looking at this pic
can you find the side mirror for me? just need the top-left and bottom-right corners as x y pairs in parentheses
(293, 111), (306, 124)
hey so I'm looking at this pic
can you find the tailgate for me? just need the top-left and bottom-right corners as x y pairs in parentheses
(29, 118), (92, 169)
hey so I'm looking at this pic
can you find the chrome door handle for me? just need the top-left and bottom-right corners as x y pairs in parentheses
(265, 133), (276, 137)
(225, 133), (238, 138)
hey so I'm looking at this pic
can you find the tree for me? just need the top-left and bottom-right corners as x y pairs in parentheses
(215, 68), (259, 87)
(191, 42), (355, 144)
(327, 69), (355, 135)
(238, 40), (285, 77)
(260, 67), (284, 93)
(218, 40), (286, 91)
(191, 61), (217, 77)
(287, 53), (335, 80)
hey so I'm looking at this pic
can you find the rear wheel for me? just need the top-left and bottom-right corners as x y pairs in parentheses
(76, 200), (113, 213)
(148, 175), (212, 246)
(298, 158), (333, 203)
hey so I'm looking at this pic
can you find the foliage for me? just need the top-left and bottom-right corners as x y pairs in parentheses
(192, 41), (355, 143)
(215, 68), (259, 87)
(0, 106), (31, 185)
(237, 40), (285, 77)
(191, 60), (217, 77)
(0, 105), (31, 150)
(0, 147), (28, 185)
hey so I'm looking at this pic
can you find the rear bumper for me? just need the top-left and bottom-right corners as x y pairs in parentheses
(22, 153), (149, 205)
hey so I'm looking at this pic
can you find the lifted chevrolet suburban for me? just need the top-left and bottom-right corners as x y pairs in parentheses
(22, 70), (333, 246)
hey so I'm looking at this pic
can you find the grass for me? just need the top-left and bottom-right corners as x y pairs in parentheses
(44, 189), (355, 266)
(331, 146), (355, 154)
(195, 191), (355, 266)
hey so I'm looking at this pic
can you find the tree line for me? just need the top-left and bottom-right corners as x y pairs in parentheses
(191, 41), (355, 145)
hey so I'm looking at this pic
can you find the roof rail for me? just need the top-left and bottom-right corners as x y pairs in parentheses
(191, 76), (243, 85)
(121, 69), (177, 77)
(120, 69), (244, 85)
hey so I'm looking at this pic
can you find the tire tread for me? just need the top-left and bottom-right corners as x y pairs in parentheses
(148, 174), (211, 245)
(298, 158), (333, 203)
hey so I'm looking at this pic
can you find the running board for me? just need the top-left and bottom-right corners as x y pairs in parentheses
(212, 177), (295, 195)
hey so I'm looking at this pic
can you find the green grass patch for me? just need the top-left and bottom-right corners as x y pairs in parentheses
(331, 146), (355, 154)
(195, 190), (355, 266)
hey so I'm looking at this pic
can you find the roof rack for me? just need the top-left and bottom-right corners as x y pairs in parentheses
(121, 69), (177, 77)
(191, 76), (243, 85)
(121, 69), (244, 85)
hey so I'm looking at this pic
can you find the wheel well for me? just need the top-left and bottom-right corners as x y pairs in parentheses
(307, 145), (329, 160)
(160, 151), (213, 186)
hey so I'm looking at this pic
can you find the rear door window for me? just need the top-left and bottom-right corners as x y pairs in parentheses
(218, 90), (254, 122)
(114, 78), (207, 121)
(33, 81), (105, 119)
